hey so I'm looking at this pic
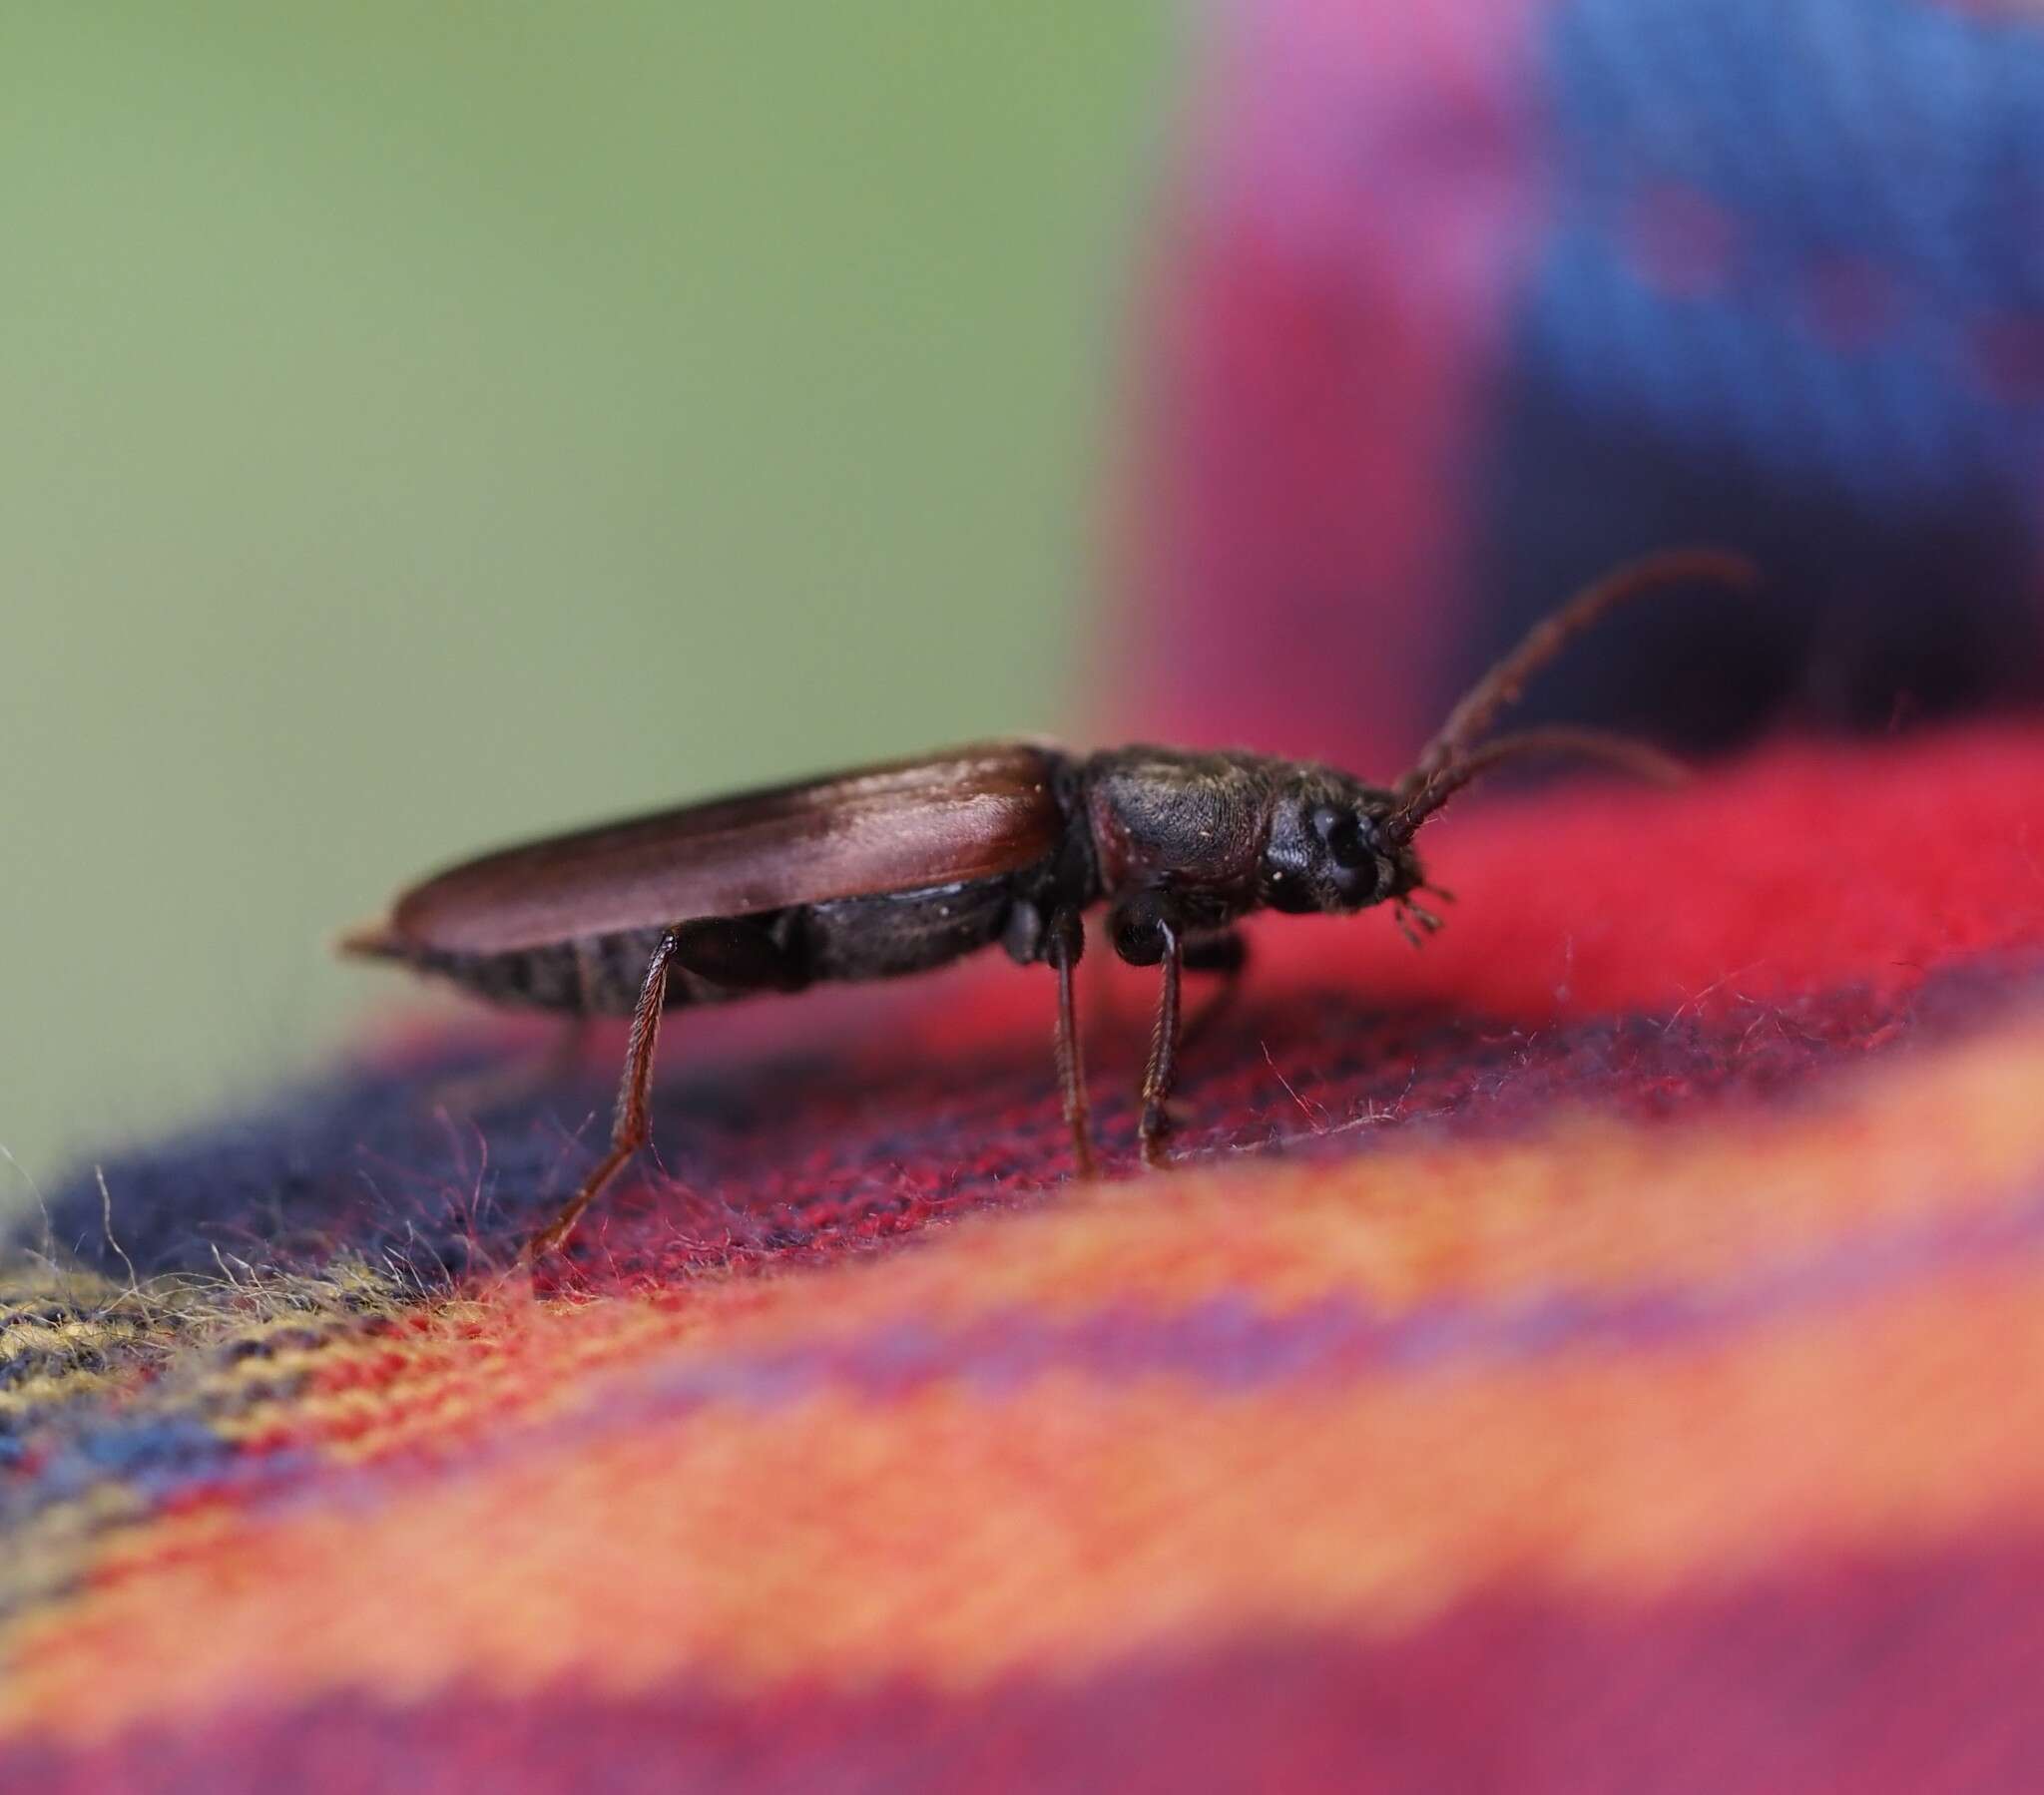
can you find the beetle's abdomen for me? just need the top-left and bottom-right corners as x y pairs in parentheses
(385, 926), (681, 1015)
(364, 875), (1023, 1016)
(799, 876), (1016, 982)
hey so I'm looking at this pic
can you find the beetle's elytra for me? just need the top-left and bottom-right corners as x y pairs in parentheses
(341, 549), (1756, 1257)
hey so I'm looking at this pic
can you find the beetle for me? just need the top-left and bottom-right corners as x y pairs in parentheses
(341, 548), (1754, 1257)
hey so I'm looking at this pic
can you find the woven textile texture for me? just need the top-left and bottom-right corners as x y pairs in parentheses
(5, 724), (2044, 1790)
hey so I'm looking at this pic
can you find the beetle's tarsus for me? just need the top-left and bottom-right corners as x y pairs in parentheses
(524, 1136), (640, 1264)
(1139, 1109), (1174, 1170)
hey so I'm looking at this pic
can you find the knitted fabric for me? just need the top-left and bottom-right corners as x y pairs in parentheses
(5, 724), (2044, 1790)
(12, 0), (2044, 1785)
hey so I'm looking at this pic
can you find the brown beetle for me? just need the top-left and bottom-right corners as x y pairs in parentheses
(341, 549), (1754, 1256)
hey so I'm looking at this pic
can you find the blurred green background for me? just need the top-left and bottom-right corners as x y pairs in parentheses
(1, 6), (1173, 1209)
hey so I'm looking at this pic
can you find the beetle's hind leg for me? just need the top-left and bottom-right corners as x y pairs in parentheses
(525, 929), (683, 1261)
(523, 917), (814, 1260)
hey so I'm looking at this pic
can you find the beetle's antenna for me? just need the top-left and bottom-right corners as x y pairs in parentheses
(1394, 547), (1759, 801)
(1384, 726), (1687, 841)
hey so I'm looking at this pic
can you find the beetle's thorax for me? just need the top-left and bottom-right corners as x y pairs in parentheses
(1077, 745), (1419, 927)
(1078, 745), (1282, 915)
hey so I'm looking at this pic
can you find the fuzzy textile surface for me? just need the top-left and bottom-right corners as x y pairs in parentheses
(4, 723), (2044, 1790)
(14, 0), (2044, 1784)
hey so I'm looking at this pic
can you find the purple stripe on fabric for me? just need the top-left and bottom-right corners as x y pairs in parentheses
(624, 1170), (2044, 1417)
(9, 1533), (2044, 1793)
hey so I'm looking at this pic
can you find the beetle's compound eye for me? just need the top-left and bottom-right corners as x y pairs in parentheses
(1311, 805), (1371, 871)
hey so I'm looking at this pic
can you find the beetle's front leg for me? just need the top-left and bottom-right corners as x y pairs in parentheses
(1139, 925), (1184, 1168)
(1043, 908), (1095, 1179)
(1110, 894), (1188, 1170)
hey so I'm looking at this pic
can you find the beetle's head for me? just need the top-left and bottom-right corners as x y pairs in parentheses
(1253, 551), (1756, 925)
(1260, 768), (1421, 917)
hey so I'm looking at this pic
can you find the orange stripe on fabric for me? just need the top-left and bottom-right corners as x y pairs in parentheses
(197, 1020), (2044, 1474)
(8, 1250), (2044, 1743)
